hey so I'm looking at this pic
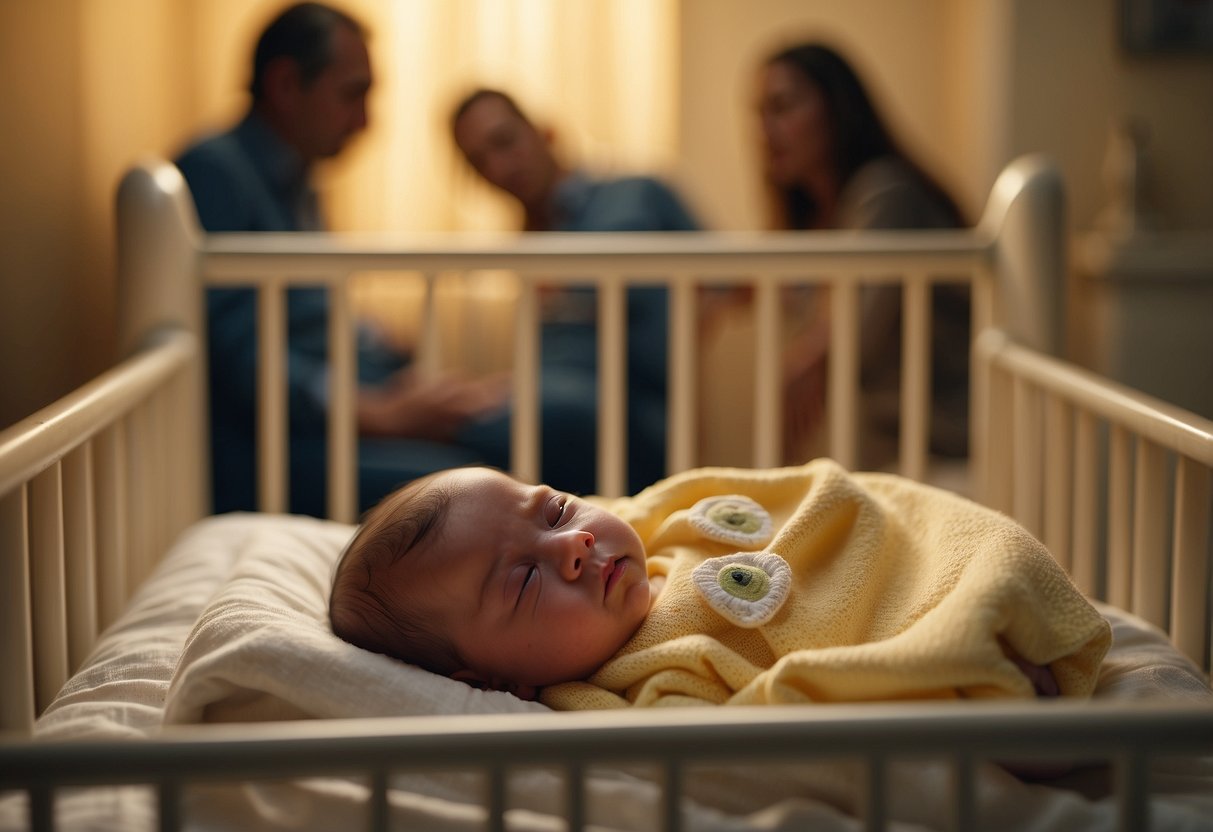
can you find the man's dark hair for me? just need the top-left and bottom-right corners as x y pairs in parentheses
(250, 2), (364, 100)
(450, 87), (531, 134)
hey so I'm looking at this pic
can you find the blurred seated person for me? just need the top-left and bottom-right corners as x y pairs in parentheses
(175, 2), (504, 517)
(757, 42), (971, 466)
(450, 88), (701, 495)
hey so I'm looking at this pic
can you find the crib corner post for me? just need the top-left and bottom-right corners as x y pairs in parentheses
(115, 159), (210, 521)
(978, 155), (1067, 357)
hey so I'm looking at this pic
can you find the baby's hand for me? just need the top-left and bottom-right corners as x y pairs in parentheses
(1007, 650), (1060, 697)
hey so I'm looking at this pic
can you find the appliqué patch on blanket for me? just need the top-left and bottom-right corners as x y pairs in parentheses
(687, 495), (774, 547)
(692, 551), (791, 627)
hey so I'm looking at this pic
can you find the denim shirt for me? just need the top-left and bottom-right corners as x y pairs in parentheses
(544, 171), (700, 393)
(175, 113), (403, 512)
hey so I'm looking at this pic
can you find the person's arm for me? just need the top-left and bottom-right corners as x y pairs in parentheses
(356, 368), (509, 441)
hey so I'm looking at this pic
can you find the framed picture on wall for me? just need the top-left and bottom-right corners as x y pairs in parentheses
(1122, 0), (1213, 53)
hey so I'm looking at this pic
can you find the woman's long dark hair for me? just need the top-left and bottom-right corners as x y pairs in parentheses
(766, 43), (964, 230)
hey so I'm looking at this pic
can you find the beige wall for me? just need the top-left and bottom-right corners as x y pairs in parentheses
(1006, 0), (1213, 232)
(2, 2), (85, 427)
(677, 0), (1213, 233)
(0, 0), (197, 427)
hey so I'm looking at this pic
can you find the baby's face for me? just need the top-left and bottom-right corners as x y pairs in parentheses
(390, 468), (650, 691)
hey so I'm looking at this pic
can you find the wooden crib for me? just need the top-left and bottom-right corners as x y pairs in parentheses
(0, 155), (1210, 832)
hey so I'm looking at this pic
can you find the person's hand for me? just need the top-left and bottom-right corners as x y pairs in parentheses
(357, 367), (509, 441)
(696, 286), (753, 344)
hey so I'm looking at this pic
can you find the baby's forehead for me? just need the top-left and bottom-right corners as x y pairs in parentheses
(443, 468), (534, 511)
(383, 469), (508, 545)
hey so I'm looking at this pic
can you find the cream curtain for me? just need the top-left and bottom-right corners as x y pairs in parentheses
(182, 0), (680, 233)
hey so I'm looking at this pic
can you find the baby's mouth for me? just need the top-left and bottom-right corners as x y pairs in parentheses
(603, 557), (627, 600)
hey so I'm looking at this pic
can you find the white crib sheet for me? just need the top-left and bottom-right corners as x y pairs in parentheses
(5, 513), (1212, 832)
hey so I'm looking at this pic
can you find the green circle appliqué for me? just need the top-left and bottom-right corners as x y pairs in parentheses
(692, 552), (791, 627)
(688, 495), (774, 548)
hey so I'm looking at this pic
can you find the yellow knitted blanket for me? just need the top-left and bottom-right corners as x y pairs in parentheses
(542, 459), (1111, 709)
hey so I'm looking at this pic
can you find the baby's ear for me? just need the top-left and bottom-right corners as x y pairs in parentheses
(451, 670), (537, 701)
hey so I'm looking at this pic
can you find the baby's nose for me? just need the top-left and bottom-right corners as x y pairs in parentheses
(555, 530), (594, 581)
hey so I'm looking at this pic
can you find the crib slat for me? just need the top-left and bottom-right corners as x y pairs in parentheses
(1116, 749), (1148, 832)
(0, 487), (35, 733)
(418, 272), (441, 378)
(169, 371), (201, 537)
(969, 267), (998, 505)
(126, 406), (154, 589)
(1131, 439), (1169, 628)
(829, 280), (860, 470)
(1107, 426), (1133, 609)
(899, 274), (930, 482)
(1071, 409), (1100, 597)
(663, 759), (683, 832)
(511, 278), (541, 485)
(863, 755), (887, 832)
(62, 443), (98, 673)
(328, 277), (357, 523)
(1043, 396), (1073, 571)
(598, 276), (627, 497)
(368, 769), (388, 832)
(150, 389), (170, 569)
(567, 762), (585, 832)
(258, 282), (288, 513)
(1011, 376), (1042, 537)
(753, 277), (781, 469)
(30, 786), (52, 832)
(1171, 457), (1211, 671)
(158, 780), (182, 832)
(488, 765), (507, 832)
(951, 752), (976, 832)
(30, 463), (69, 713)
(667, 275), (697, 474)
(94, 423), (129, 628)
(979, 349), (1012, 515)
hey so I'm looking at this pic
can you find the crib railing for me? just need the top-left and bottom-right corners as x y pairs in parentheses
(977, 329), (1213, 672)
(201, 232), (993, 517)
(109, 154), (1061, 521)
(3, 702), (1213, 832)
(0, 328), (202, 733)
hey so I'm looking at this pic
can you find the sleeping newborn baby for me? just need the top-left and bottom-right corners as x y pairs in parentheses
(329, 460), (1111, 708)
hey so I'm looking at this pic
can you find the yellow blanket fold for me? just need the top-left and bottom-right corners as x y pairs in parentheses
(542, 459), (1111, 710)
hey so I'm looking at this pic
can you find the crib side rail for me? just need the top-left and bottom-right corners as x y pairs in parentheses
(186, 156), (1060, 517)
(976, 329), (1213, 672)
(2, 702), (1211, 832)
(200, 233), (990, 518)
(0, 328), (201, 735)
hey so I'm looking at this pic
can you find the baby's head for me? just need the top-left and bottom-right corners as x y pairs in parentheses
(330, 467), (650, 699)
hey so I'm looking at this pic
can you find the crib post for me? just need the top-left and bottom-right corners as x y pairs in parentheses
(977, 155), (1067, 356)
(115, 159), (209, 525)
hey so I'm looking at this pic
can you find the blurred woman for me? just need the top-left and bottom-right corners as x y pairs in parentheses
(758, 42), (971, 466)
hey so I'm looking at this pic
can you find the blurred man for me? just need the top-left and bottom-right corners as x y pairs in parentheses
(177, 2), (502, 516)
(451, 88), (700, 494)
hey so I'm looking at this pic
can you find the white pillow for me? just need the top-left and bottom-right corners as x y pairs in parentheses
(163, 515), (546, 724)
